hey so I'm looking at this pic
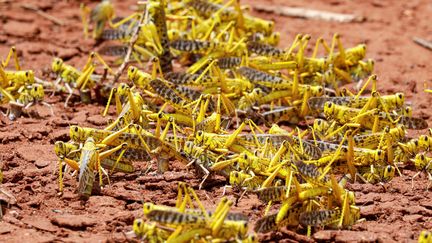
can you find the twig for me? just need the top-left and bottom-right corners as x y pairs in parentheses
(254, 5), (364, 23)
(20, 4), (64, 26)
(112, 7), (147, 84)
(413, 37), (432, 51)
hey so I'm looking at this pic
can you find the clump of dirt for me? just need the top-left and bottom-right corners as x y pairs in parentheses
(1, 0), (432, 242)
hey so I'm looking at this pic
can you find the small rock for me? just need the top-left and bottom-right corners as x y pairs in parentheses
(22, 216), (58, 232)
(402, 205), (427, 215)
(0, 222), (18, 234)
(112, 211), (135, 224)
(50, 118), (72, 127)
(20, 123), (51, 137)
(51, 214), (97, 229)
(71, 110), (89, 124)
(313, 230), (333, 241)
(0, 228), (55, 242)
(356, 193), (380, 205)
(163, 171), (195, 182)
(126, 202), (142, 210)
(27, 199), (42, 208)
(3, 21), (40, 38)
(88, 196), (126, 208)
(61, 191), (76, 200)
(17, 145), (56, 165)
(407, 80), (417, 93)
(27, 45), (45, 55)
(0, 132), (20, 144)
(5, 158), (19, 168)
(87, 114), (108, 126)
(35, 160), (50, 168)
(420, 199), (432, 209)
(103, 188), (143, 202)
(0, 190), (17, 210)
(137, 174), (165, 183)
(49, 129), (69, 142)
(360, 205), (381, 218)
(69, 201), (85, 210)
(4, 170), (24, 183)
(57, 48), (79, 60)
(419, 110), (430, 120)
(23, 167), (51, 178)
(335, 230), (378, 242)
(402, 214), (423, 223)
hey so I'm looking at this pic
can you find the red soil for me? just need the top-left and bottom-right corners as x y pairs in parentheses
(0, 0), (431, 242)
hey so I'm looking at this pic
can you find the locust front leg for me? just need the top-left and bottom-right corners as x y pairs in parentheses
(57, 155), (80, 193)
(2, 46), (20, 70)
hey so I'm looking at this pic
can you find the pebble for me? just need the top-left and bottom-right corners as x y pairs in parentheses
(22, 216), (58, 232)
(402, 214), (423, 223)
(314, 230), (378, 242)
(88, 196), (126, 208)
(16, 145), (57, 165)
(3, 21), (40, 38)
(0, 222), (18, 234)
(0, 132), (21, 144)
(51, 214), (97, 229)
(49, 129), (69, 142)
(57, 48), (79, 60)
(87, 114), (108, 126)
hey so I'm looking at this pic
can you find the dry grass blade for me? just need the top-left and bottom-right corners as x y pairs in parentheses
(20, 4), (64, 26)
(413, 37), (432, 51)
(254, 5), (364, 23)
(111, 6), (147, 83)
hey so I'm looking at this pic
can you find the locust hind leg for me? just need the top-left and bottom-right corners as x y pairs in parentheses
(198, 165), (210, 190)
(64, 83), (74, 108)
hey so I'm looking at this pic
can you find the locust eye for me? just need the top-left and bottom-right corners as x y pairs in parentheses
(26, 71), (29, 77)
(74, 126), (78, 132)
(243, 153), (248, 159)
(420, 154), (425, 160)
(386, 166), (392, 172)
(377, 150), (382, 156)
(233, 161), (238, 168)
(144, 203), (151, 210)
(135, 219), (142, 227)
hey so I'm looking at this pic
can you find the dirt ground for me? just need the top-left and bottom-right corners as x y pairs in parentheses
(0, 0), (432, 242)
